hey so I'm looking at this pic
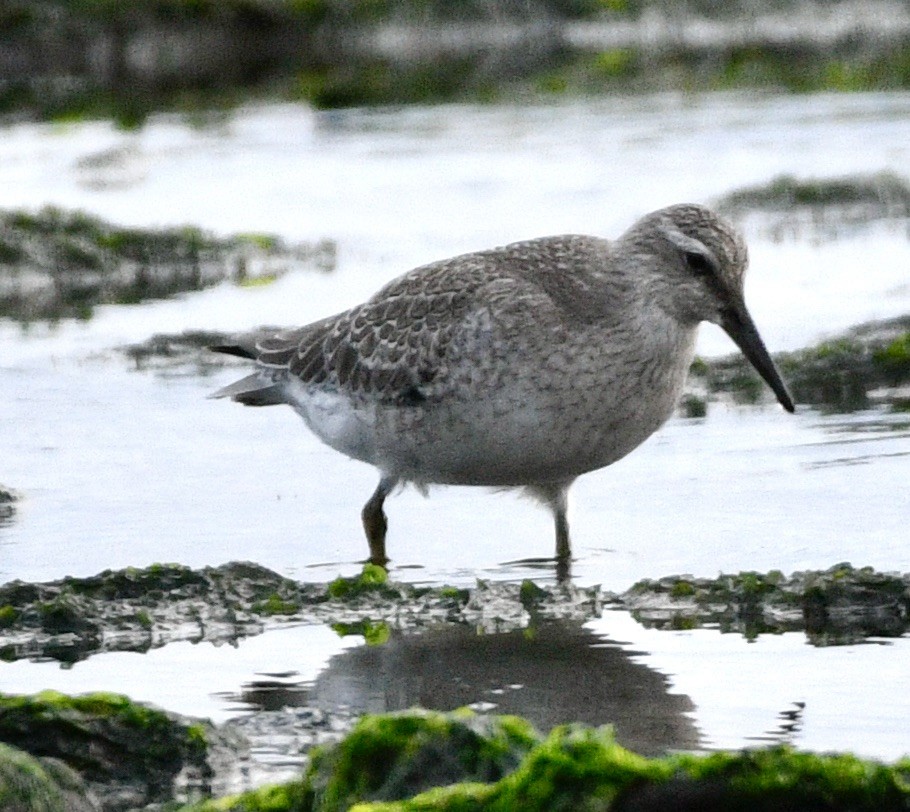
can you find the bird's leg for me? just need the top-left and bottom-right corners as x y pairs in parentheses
(539, 481), (572, 561)
(361, 476), (396, 567)
(555, 503), (570, 561)
(554, 503), (572, 583)
(528, 481), (573, 578)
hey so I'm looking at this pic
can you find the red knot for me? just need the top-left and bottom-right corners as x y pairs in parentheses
(212, 204), (794, 573)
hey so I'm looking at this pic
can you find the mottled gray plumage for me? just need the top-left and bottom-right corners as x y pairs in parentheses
(212, 204), (794, 572)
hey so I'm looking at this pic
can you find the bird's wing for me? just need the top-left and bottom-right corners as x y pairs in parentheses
(275, 255), (505, 406)
(214, 235), (612, 407)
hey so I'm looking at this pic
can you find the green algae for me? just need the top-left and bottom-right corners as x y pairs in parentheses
(480, 725), (669, 811)
(37, 597), (99, 636)
(6, 2), (910, 125)
(235, 233), (280, 251)
(308, 710), (538, 812)
(716, 171), (910, 245)
(186, 723), (210, 758)
(61, 562), (209, 601)
(778, 338), (872, 412)
(0, 690), (234, 810)
(438, 587), (469, 603)
(689, 356), (710, 376)
(3, 689), (174, 738)
(0, 605), (18, 628)
(0, 742), (98, 812)
(711, 44), (910, 94)
(332, 619), (391, 646)
(518, 579), (547, 609)
(0, 207), (221, 320)
(873, 333), (910, 386)
(4, 684), (910, 811)
(5, 562), (593, 665)
(253, 593), (303, 616)
(179, 709), (910, 812)
(679, 393), (708, 418)
(675, 747), (910, 810)
(180, 709), (538, 812)
(178, 778), (311, 811)
(532, 37), (910, 104)
(668, 579), (695, 599)
(0, 688), (281, 809)
(352, 728), (910, 812)
(0, 690), (211, 782)
(737, 173), (910, 210)
(327, 564), (393, 601)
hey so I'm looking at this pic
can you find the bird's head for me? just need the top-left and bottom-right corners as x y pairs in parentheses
(625, 203), (795, 413)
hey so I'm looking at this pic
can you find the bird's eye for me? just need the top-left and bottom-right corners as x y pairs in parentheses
(684, 251), (714, 276)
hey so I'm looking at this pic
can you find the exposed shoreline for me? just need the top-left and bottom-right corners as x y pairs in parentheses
(1, 561), (910, 809)
(3, 1), (910, 124)
(2, 561), (906, 667)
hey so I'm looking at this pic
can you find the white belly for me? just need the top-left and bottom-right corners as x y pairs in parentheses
(285, 354), (692, 488)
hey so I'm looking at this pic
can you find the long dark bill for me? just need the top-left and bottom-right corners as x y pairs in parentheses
(721, 302), (796, 413)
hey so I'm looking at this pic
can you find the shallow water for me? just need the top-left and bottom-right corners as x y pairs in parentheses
(2, 92), (910, 767)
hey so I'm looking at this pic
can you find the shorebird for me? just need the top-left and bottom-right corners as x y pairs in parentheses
(212, 204), (794, 570)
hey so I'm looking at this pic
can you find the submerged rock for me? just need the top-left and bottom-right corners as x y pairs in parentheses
(0, 691), (246, 812)
(0, 207), (336, 323)
(0, 484), (18, 526)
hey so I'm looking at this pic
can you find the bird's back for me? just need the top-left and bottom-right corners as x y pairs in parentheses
(222, 235), (617, 393)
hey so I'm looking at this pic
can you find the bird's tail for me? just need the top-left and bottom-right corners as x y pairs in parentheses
(210, 341), (257, 361)
(209, 373), (286, 406)
(209, 341), (279, 405)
